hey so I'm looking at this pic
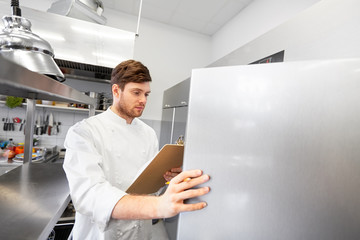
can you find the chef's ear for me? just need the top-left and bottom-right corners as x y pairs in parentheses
(112, 84), (121, 98)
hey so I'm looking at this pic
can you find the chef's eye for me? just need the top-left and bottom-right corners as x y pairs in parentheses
(133, 91), (140, 96)
(145, 93), (149, 97)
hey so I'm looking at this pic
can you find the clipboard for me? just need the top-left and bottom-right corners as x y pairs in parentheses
(126, 144), (184, 195)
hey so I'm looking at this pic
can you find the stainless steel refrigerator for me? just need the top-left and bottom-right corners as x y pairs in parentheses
(178, 59), (360, 239)
(159, 78), (190, 148)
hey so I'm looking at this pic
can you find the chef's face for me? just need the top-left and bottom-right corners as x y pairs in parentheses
(113, 82), (151, 123)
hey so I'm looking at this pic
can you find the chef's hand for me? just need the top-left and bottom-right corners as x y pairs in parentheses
(157, 169), (210, 218)
(163, 167), (182, 182)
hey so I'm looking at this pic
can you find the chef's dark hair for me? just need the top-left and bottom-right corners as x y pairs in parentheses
(111, 59), (152, 90)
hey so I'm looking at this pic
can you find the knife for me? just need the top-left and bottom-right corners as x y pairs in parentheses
(19, 119), (25, 131)
(48, 113), (53, 135)
(36, 115), (41, 135)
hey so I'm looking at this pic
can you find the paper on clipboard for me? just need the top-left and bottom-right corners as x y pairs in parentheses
(126, 144), (184, 195)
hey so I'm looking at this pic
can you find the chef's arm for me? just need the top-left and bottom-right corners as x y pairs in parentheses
(111, 169), (210, 219)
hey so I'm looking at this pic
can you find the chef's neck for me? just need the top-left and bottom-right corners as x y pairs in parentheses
(110, 105), (134, 124)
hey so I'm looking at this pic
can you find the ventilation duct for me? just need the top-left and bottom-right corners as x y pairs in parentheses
(48, 0), (106, 25)
(55, 58), (112, 83)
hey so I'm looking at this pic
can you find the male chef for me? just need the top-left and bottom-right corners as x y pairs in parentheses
(63, 59), (210, 239)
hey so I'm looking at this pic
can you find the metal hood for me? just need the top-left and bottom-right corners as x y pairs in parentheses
(55, 58), (112, 84)
(0, 0), (65, 82)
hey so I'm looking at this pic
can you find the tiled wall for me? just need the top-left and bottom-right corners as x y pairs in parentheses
(0, 103), (161, 150)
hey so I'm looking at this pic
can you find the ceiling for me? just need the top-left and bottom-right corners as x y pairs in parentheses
(101, 0), (255, 36)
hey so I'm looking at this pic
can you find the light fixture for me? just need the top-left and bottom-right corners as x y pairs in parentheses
(0, 0), (65, 82)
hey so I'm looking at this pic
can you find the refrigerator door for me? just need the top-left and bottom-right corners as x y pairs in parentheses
(178, 59), (360, 240)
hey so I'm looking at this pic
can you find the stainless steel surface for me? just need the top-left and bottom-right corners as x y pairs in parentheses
(0, 14), (65, 81)
(170, 107), (175, 144)
(159, 107), (188, 148)
(24, 99), (36, 163)
(54, 58), (112, 83)
(63, 73), (111, 83)
(0, 55), (95, 105)
(0, 54), (95, 162)
(162, 78), (190, 108)
(178, 59), (360, 239)
(0, 163), (70, 240)
(172, 107), (187, 145)
(160, 79), (190, 149)
(0, 164), (19, 176)
(48, 0), (107, 25)
(159, 108), (173, 148)
(89, 104), (96, 117)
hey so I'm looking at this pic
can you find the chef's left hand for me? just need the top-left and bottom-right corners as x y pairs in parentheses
(163, 167), (182, 182)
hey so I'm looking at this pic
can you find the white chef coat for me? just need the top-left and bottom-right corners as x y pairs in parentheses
(63, 108), (159, 240)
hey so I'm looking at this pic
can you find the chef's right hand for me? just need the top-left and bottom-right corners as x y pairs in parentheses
(157, 169), (210, 218)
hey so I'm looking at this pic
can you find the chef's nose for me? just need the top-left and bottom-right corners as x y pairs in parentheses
(139, 94), (147, 104)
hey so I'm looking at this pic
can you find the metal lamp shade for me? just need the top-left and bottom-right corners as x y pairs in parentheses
(0, 15), (65, 82)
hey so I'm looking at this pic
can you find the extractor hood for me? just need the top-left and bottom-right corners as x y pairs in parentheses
(55, 58), (112, 84)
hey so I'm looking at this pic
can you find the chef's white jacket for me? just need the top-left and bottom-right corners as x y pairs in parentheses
(63, 108), (159, 239)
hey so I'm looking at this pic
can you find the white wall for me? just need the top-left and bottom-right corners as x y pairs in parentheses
(0, 0), (212, 121)
(103, 9), (212, 121)
(210, 0), (360, 67)
(211, 0), (321, 63)
(1, 0), (342, 121)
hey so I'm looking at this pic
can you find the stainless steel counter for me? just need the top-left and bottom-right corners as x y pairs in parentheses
(0, 163), (70, 240)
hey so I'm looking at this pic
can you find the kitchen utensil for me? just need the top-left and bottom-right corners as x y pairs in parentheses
(42, 114), (49, 135)
(4, 117), (10, 131)
(56, 122), (61, 134)
(2, 118), (6, 131)
(36, 115), (41, 135)
(10, 119), (15, 131)
(19, 119), (25, 131)
(48, 113), (53, 135)
(13, 117), (21, 123)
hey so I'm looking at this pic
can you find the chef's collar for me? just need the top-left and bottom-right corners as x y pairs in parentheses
(107, 107), (138, 125)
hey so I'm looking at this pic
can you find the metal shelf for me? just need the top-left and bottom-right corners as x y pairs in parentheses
(0, 55), (96, 105)
(0, 100), (104, 113)
(0, 55), (97, 163)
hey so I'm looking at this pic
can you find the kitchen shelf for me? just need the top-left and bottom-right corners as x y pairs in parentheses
(0, 100), (105, 114)
(0, 55), (97, 164)
(0, 55), (96, 105)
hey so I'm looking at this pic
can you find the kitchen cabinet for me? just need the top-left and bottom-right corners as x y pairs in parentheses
(162, 78), (190, 108)
(0, 55), (95, 163)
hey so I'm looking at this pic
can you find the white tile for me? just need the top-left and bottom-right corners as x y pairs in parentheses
(38, 137), (57, 147)
(8, 107), (26, 119)
(58, 112), (75, 126)
(57, 125), (71, 138)
(56, 138), (66, 149)
(12, 136), (25, 144)
(0, 135), (7, 141)
(74, 112), (88, 124)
